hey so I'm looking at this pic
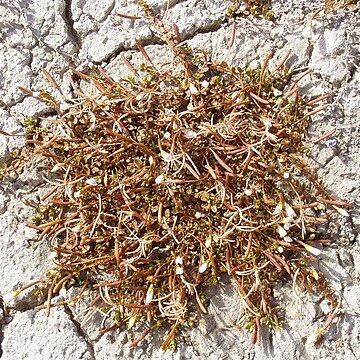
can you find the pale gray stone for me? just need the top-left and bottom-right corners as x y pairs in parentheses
(0, 109), (24, 160)
(0, 0), (359, 359)
(1, 308), (93, 360)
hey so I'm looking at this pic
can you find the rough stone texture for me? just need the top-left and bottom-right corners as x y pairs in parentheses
(1, 307), (94, 360)
(0, 0), (359, 359)
(0, 109), (24, 161)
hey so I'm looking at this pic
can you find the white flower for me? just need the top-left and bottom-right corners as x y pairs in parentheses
(332, 205), (349, 217)
(303, 243), (321, 256)
(175, 256), (184, 275)
(273, 88), (282, 97)
(198, 262), (208, 274)
(189, 83), (199, 94)
(195, 211), (204, 219)
(145, 284), (154, 304)
(183, 129), (198, 139)
(155, 174), (164, 184)
(311, 269), (319, 280)
(71, 225), (81, 233)
(205, 236), (212, 248)
(51, 162), (65, 172)
(283, 222), (291, 231)
(160, 150), (172, 162)
(278, 225), (287, 238)
(283, 172), (290, 179)
(85, 178), (98, 186)
(244, 189), (252, 196)
(201, 80), (209, 89)
(273, 202), (283, 215)
(284, 202), (296, 218)
(261, 117), (272, 128)
(163, 131), (171, 139)
(59, 103), (71, 112)
(127, 314), (138, 330)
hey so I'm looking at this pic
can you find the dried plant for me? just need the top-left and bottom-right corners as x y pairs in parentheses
(324, 0), (358, 12)
(1, 2), (352, 350)
(227, 0), (273, 18)
(227, 0), (358, 18)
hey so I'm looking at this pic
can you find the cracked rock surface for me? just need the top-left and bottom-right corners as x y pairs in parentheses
(0, 0), (359, 359)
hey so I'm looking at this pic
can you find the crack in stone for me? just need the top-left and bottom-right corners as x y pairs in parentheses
(100, 0), (115, 24)
(347, 214), (358, 245)
(305, 39), (314, 67)
(150, 0), (189, 13)
(0, 296), (5, 357)
(63, 0), (82, 51)
(0, 3), (359, 359)
(180, 18), (224, 42)
(89, 0), (226, 66)
(0, 295), (6, 358)
(63, 304), (95, 360)
(96, 19), (225, 68)
(349, 345), (360, 360)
